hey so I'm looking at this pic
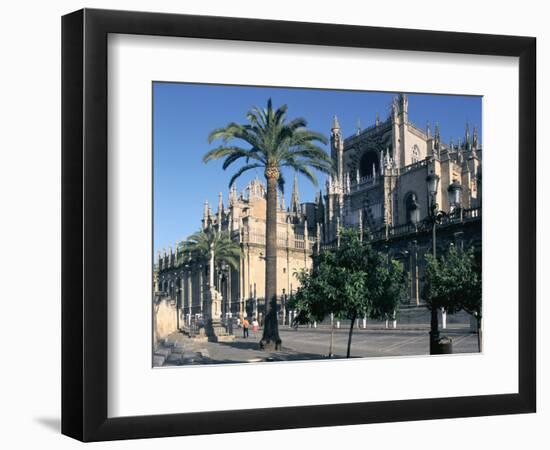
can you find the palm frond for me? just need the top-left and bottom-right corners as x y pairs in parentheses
(228, 163), (263, 188)
(207, 123), (245, 143)
(203, 145), (248, 163)
(290, 129), (328, 145)
(273, 103), (289, 125)
(278, 175), (286, 195)
(292, 164), (318, 187)
(284, 117), (307, 131)
(204, 98), (333, 199)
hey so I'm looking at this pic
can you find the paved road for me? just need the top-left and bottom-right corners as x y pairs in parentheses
(278, 326), (479, 358)
(157, 325), (480, 366)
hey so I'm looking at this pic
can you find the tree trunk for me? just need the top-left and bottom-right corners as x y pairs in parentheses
(346, 312), (357, 358)
(429, 306), (439, 355)
(260, 169), (282, 350)
(329, 313), (334, 357)
(477, 316), (482, 352)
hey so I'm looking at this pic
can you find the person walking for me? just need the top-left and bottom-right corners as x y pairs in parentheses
(252, 317), (259, 334)
(243, 317), (249, 338)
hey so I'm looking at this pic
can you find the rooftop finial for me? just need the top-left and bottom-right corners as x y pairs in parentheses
(332, 114), (340, 130)
(356, 118), (362, 136)
(434, 122), (441, 151)
(473, 126), (479, 150)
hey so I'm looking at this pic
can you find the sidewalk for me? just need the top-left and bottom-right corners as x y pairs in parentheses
(154, 330), (334, 367)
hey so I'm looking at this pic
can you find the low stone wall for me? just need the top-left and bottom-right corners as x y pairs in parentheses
(154, 298), (178, 343)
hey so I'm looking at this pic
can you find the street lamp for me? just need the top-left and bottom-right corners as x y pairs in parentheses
(425, 173), (449, 355)
(219, 261), (228, 318)
(447, 180), (463, 216)
(426, 173), (440, 198)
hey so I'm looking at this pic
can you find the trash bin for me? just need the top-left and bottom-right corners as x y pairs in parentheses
(432, 336), (453, 354)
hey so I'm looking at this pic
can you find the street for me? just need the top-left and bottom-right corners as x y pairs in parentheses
(279, 326), (478, 358)
(155, 325), (479, 366)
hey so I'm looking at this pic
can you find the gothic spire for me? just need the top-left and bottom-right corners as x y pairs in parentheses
(290, 173), (300, 214)
(202, 200), (209, 229)
(229, 184), (238, 204)
(217, 192), (223, 212)
(434, 122), (441, 155)
(332, 114), (340, 130)
(217, 192), (223, 231)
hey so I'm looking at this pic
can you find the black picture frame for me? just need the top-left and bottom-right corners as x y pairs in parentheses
(61, 8), (536, 442)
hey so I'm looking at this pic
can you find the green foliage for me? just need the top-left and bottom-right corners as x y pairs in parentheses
(185, 229), (241, 270)
(290, 228), (407, 357)
(423, 245), (481, 317)
(291, 228), (407, 325)
(203, 98), (334, 192)
(371, 259), (408, 321)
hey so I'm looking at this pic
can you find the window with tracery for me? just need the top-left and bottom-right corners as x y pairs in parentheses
(411, 144), (420, 163)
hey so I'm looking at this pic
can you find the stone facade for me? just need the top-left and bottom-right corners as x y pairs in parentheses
(156, 176), (316, 321)
(155, 93), (482, 320)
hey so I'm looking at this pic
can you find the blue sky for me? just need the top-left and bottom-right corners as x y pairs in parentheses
(153, 82), (481, 253)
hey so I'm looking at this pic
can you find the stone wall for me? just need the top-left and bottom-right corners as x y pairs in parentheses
(154, 298), (177, 342)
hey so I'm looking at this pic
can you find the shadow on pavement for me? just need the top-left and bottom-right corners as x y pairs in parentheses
(217, 340), (261, 351)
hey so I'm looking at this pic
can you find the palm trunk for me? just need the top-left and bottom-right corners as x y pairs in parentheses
(260, 170), (282, 350)
(209, 248), (215, 288)
(346, 312), (357, 358)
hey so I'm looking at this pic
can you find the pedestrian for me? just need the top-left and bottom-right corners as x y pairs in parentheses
(243, 317), (249, 338)
(252, 317), (259, 334)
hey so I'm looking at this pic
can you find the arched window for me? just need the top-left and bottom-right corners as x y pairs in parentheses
(359, 151), (379, 178)
(411, 144), (420, 163)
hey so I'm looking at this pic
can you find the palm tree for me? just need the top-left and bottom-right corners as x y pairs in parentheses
(203, 98), (333, 350)
(186, 229), (241, 289)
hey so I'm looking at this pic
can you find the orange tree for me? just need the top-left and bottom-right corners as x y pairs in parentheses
(291, 228), (406, 358)
(423, 245), (482, 350)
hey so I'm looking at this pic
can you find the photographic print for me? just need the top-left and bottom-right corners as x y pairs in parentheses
(152, 83), (482, 367)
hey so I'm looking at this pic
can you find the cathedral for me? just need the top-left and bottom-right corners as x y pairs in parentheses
(156, 93), (482, 323)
